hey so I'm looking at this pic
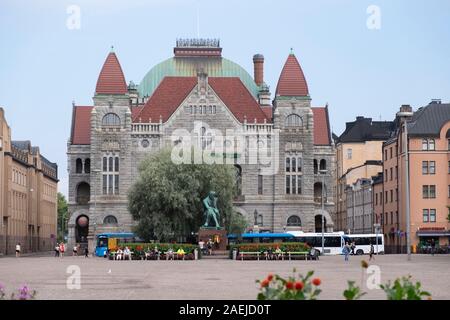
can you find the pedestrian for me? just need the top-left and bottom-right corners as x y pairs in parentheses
(343, 242), (350, 261)
(59, 242), (65, 258)
(430, 239), (436, 256)
(207, 239), (213, 256)
(54, 244), (60, 257)
(73, 244), (78, 256)
(84, 247), (89, 258)
(15, 243), (21, 258)
(369, 243), (375, 261)
(351, 242), (356, 255)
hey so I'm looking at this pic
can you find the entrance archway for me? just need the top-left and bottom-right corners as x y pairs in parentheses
(315, 215), (327, 233)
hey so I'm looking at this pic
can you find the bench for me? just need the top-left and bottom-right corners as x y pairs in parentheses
(287, 251), (309, 260)
(239, 251), (261, 260)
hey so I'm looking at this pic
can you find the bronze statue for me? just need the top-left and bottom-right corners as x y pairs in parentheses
(203, 191), (220, 228)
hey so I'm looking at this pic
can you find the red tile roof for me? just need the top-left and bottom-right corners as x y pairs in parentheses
(71, 106), (93, 145)
(208, 77), (268, 123)
(262, 107), (273, 121)
(95, 52), (127, 95)
(275, 54), (309, 97)
(312, 106), (331, 145)
(134, 77), (197, 122)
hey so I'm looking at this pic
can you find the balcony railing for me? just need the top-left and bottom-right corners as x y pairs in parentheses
(131, 123), (161, 134)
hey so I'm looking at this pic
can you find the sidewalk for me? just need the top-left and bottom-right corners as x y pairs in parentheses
(0, 251), (53, 258)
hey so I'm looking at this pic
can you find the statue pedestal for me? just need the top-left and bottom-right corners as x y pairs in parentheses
(198, 228), (228, 251)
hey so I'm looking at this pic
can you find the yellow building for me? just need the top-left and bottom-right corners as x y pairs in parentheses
(0, 107), (58, 255)
(334, 116), (393, 231)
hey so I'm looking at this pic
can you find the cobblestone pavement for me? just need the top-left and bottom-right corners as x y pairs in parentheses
(0, 254), (448, 300)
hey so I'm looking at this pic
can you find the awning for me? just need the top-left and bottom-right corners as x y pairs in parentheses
(417, 231), (450, 237)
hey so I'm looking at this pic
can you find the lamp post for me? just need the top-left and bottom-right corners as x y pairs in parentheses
(319, 169), (327, 255)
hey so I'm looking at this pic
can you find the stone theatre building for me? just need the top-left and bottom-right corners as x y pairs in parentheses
(67, 39), (335, 247)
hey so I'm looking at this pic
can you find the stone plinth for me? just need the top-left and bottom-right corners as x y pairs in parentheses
(198, 228), (228, 251)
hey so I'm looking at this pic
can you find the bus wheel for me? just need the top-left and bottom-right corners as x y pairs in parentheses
(356, 249), (364, 255)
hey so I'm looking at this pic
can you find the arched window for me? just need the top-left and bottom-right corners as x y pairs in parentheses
(103, 215), (118, 225)
(75, 158), (82, 174)
(257, 214), (263, 226)
(319, 159), (326, 171)
(102, 113), (121, 126)
(76, 182), (90, 205)
(287, 215), (302, 227)
(285, 114), (302, 127)
(313, 159), (318, 174)
(422, 139), (428, 150)
(234, 165), (242, 196)
(84, 158), (90, 174)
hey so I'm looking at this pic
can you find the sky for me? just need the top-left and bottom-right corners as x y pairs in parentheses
(1, 0), (450, 197)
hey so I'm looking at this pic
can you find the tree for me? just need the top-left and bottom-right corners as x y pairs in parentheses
(128, 148), (243, 242)
(57, 192), (68, 242)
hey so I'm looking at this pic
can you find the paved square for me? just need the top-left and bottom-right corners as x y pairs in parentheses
(0, 254), (449, 299)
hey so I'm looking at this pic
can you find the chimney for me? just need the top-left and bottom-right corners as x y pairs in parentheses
(396, 104), (413, 119)
(253, 54), (264, 86)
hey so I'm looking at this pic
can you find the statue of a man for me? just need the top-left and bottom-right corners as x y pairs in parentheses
(203, 191), (220, 228)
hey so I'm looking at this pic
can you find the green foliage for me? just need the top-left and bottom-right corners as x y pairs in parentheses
(57, 192), (68, 242)
(256, 269), (322, 300)
(227, 211), (249, 235)
(343, 281), (366, 300)
(128, 148), (237, 242)
(118, 243), (199, 256)
(230, 242), (309, 253)
(380, 275), (431, 300)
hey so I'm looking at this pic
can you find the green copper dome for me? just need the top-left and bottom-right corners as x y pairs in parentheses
(138, 57), (259, 98)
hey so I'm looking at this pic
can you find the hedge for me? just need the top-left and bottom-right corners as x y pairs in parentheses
(117, 243), (200, 256)
(229, 242), (310, 258)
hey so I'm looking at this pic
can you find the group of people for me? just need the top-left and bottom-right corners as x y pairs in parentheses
(198, 239), (214, 256)
(111, 246), (132, 260)
(342, 242), (375, 261)
(263, 246), (284, 260)
(55, 242), (89, 258)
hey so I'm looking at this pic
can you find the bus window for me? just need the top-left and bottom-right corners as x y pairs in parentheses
(324, 236), (342, 248)
(97, 237), (108, 247)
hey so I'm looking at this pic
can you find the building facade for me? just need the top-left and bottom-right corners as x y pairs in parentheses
(345, 178), (373, 234)
(67, 40), (336, 249)
(0, 108), (58, 255)
(334, 116), (393, 231)
(378, 102), (450, 253)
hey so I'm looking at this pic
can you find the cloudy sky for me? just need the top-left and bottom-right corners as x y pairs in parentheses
(1, 0), (449, 196)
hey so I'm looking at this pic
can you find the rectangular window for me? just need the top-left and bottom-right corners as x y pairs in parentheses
(430, 209), (436, 222)
(390, 147), (393, 159)
(385, 170), (388, 182)
(448, 161), (450, 174)
(347, 148), (352, 159)
(103, 157), (107, 172)
(385, 191), (388, 203)
(292, 175), (297, 194)
(423, 209), (429, 222)
(286, 176), (290, 194)
(423, 185), (429, 199)
(108, 157), (113, 172)
(390, 190), (393, 202)
(429, 161), (436, 174)
(285, 158), (290, 172)
(115, 157), (119, 172)
(422, 161), (428, 174)
(258, 175), (263, 195)
(114, 175), (119, 194)
(292, 158), (296, 172)
(385, 213), (388, 225)
(375, 193), (378, 205)
(297, 157), (302, 172)
(395, 188), (398, 201)
(448, 185), (450, 198)
(298, 176), (302, 194)
(429, 185), (436, 198)
(102, 175), (107, 195)
(108, 174), (113, 194)
(390, 168), (393, 181)
(384, 149), (387, 161)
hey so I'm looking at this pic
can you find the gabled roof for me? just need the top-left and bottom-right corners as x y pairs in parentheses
(208, 77), (268, 123)
(134, 77), (197, 122)
(95, 52), (127, 95)
(312, 107), (332, 146)
(71, 106), (93, 145)
(275, 53), (309, 97)
(11, 140), (31, 151)
(407, 102), (450, 137)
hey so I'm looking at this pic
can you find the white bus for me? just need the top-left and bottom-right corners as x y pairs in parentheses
(286, 231), (347, 255)
(345, 234), (385, 255)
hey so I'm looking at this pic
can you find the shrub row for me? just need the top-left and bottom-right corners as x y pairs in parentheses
(117, 243), (200, 256)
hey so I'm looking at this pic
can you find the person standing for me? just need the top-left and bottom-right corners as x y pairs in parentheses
(343, 242), (350, 261)
(15, 243), (21, 258)
(73, 244), (78, 256)
(430, 239), (436, 256)
(84, 246), (89, 258)
(350, 242), (356, 255)
(369, 243), (375, 261)
(54, 244), (60, 257)
(59, 242), (65, 258)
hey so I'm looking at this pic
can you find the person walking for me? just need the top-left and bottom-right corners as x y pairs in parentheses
(73, 244), (78, 256)
(430, 239), (436, 256)
(350, 242), (356, 255)
(369, 243), (375, 261)
(343, 242), (350, 261)
(15, 243), (21, 258)
(59, 242), (65, 258)
(54, 244), (60, 257)
(84, 246), (89, 258)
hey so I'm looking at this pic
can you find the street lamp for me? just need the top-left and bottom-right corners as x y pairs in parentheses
(319, 169), (327, 255)
(397, 107), (413, 261)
